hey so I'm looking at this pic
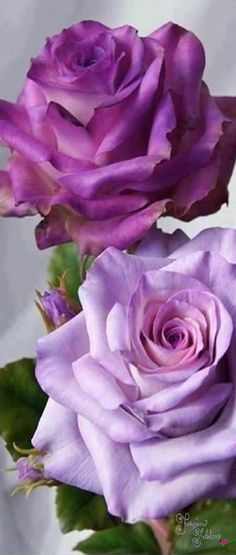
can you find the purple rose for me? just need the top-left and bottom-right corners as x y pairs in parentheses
(33, 227), (236, 521)
(0, 21), (236, 254)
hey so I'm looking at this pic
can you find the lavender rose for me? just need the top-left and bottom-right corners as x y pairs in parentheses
(32, 227), (236, 521)
(1, 22), (236, 253)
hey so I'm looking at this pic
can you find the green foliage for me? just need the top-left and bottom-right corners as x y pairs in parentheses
(0, 358), (47, 460)
(56, 485), (118, 533)
(74, 522), (161, 554)
(48, 242), (94, 300)
(169, 499), (236, 554)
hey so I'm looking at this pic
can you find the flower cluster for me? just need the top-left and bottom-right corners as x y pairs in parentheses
(1, 19), (236, 526)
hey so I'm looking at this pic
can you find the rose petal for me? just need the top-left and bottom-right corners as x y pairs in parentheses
(79, 246), (167, 374)
(33, 398), (101, 493)
(131, 391), (236, 481)
(60, 156), (158, 200)
(79, 415), (231, 521)
(148, 91), (176, 157)
(172, 227), (236, 265)
(0, 100), (52, 161)
(166, 250), (236, 319)
(95, 54), (164, 158)
(73, 353), (136, 409)
(67, 200), (169, 254)
(106, 302), (130, 355)
(136, 227), (188, 258)
(8, 156), (58, 215)
(128, 269), (210, 373)
(0, 169), (35, 216)
(36, 313), (150, 443)
(147, 382), (232, 437)
(35, 206), (73, 248)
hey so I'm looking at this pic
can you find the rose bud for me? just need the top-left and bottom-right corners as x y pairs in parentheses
(37, 286), (79, 331)
(16, 456), (44, 482)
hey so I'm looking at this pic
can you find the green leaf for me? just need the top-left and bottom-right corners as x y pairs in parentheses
(75, 522), (161, 554)
(48, 243), (94, 301)
(56, 484), (118, 533)
(0, 358), (47, 460)
(169, 499), (236, 554)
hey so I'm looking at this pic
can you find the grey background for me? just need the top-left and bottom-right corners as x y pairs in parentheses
(0, 1), (236, 553)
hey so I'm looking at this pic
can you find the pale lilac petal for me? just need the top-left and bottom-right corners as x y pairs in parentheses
(134, 363), (221, 413)
(147, 383), (232, 436)
(73, 354), (135, 409)
(209, 461), (236, 498)
(36, 314), (150, 442)
(106, 303), (130, 353)
(136, 227), (188, 258)
(36, 312), (89, 404)
(172, 227), (236, 265)
(33, 398), (101, 493)
(79, 415), (231, 521)
(131, 395), (236, 481)
(166, 250), (236, 318)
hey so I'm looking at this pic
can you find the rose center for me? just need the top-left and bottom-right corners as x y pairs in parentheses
(165, 329), (184, 349)
(74, 45), (106, 68)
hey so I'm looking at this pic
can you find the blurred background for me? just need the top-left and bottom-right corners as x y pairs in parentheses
(0, 0), (236, 553)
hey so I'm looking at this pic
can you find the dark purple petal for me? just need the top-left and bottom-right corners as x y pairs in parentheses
(0, 169), (36, 216)
(147, 91), (176, 157)
(8, 156), (58, 215)
(60, 156), (158, 199)
(95, 54), (164, 159)
(150, 22), (205, 124)
(0, 100), (52, 162)
(35, 206), (73, 248)
(67, 200), (169, 254)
